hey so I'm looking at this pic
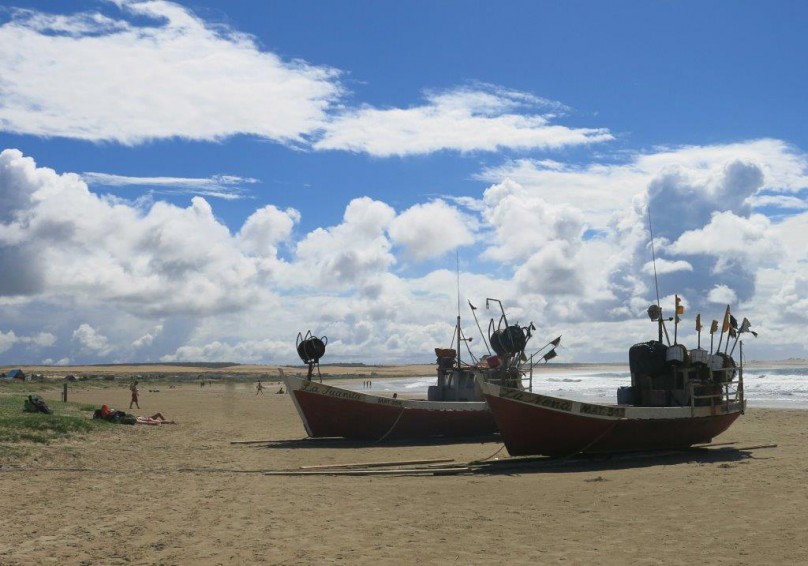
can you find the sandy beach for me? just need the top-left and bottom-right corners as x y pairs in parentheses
(2, 373), (808, 565)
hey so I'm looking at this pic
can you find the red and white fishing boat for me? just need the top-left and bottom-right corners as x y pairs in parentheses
(283, 302), (554, 441)
(283, 376), (497, 441)
(479, 301), (749, 456)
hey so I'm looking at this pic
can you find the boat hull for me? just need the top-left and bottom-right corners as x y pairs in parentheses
(283, 375), (497, 441)
(480, 382), (744, 456)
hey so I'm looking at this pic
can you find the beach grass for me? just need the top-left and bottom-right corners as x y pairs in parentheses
(0, 394), (100, 445)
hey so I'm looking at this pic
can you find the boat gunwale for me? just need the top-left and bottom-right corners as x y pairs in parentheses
(479, 380), (745, 421)
(283, 373), (489, 413)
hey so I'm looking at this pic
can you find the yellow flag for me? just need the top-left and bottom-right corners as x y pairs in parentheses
(722, 307), (731, 332)
(695, 314), (702, 332)
(675, 295), (684, 315)
(710, 320), (718, 334)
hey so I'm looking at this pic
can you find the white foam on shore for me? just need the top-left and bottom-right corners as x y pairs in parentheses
(343, 367), (808, 408)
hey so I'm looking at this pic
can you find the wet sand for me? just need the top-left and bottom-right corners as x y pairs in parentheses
(1, 377), (807, 564)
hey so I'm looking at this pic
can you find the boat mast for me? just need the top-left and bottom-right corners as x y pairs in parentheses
(648, 204), (671, 345)
(456, 252), (461, 368)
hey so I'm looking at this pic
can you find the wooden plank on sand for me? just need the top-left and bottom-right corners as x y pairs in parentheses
(263, 467), (470, 476)
(299, 458), (454, 470)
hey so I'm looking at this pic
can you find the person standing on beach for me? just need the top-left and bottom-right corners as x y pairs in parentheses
(256, 380), (264, 395)
(129, 380), (140, 409)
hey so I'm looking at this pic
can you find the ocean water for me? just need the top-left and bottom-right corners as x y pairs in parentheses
(345, 366), (808, 409)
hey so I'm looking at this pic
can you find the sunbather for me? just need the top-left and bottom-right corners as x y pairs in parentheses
(135, 413), (176, 425)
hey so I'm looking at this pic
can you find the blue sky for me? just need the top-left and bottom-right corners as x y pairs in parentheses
(1, 0), (807, 365)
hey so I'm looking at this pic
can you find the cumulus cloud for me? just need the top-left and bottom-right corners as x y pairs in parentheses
(706, 285), (738, 305)
(388, 200), (475, 261)
(668, 211), (781, 270)
(315, 85), (613, 156)
(477, 138), (808, 229)
(72, 323), (112, 357)
(0, 149), (279, 316)
(480, 179), (585, 263)
(132, 325), (163, 350)
(2, 141), (808, 364)
(291, 197), (396, 288)
(0, 1), (341, 145)
(0, 330), (17, 354)
(513, 241), (584, 296)
(237, 205), (301, 258)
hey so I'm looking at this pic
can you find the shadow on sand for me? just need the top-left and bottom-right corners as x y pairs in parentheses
(469, 446), (765, 476)
(249, 434), (502, 449)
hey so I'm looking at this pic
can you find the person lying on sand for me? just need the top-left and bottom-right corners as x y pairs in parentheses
(135, 413), (176, 425)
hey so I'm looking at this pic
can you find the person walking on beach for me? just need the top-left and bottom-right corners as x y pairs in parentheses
(129, 380), (140, 409)
(256, 380), (264, 395)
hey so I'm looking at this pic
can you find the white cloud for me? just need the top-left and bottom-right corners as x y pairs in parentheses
(72, 323), (113, 356)
(388, 200), (475, 261)
(2, 143), (808, 364)
(0, 5), (615, 159)
(81, 172), (258, 200)
(315, 85), (613, 156)
(513, 241), (584, 296)
(0, 330), (57, 353)
(160, 338), (289, 363)
(480, 178), (585, 263)
(747, 194), (808, 210)
(0, 330), (17, 354)
(132, 325), (163, 350)
(477, 138), (808, 230)
(707, 285), (738, 305)
(641, 259), (693, 275)
(237, 205), (301, 258)
(0, 1), (341, 145)
(668, 211), (782, 271)
(291, 197), (396, 289)
(0, 149), (275, 315)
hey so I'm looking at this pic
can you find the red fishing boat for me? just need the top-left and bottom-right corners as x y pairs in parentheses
(282, 376), (496, 441)
(283, 301), (554, 441)
(479, 301), (749, 456)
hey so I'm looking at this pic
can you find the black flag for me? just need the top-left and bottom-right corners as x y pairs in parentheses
(468, 300), (477, 311)
(542, 349), (558, 363)
(550, 335), (562, 347)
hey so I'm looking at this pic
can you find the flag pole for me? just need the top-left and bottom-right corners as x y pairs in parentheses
(529, 336), (562, 360)
(716, 305), (730, 353)
(724, 311), (736, 355)
(673, 295), (679, 345)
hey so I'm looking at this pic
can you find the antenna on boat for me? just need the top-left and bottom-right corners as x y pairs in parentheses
(469, 300), (492, 355)
(648, 204), (661, 308)
(452, 251), (475, 366)
(647, 204), (671, 345)
(455, 251), (461, 366)
(456, 251), (461, 320)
